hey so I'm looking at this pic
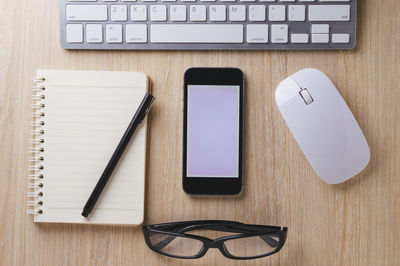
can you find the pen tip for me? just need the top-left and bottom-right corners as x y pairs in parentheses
(81, 210), (89, 218)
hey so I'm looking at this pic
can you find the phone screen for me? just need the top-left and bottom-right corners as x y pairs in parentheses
(186, 85), (240, 178)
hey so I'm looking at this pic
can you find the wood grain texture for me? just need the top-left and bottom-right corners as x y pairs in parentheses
(0, 0), (399, 265)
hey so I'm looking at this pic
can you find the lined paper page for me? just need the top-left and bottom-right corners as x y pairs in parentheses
(34, 70), (148, 225)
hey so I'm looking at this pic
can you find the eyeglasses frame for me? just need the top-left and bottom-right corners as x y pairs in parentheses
(142, 220), (288, 260)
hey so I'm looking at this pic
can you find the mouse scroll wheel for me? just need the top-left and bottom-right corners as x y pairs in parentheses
(299, 88), (314, 105)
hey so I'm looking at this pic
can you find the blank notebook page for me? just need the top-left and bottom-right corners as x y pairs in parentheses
(33, 70), (148, 225)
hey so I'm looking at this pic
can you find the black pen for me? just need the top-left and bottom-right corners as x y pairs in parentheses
(82, 93), (155, 217)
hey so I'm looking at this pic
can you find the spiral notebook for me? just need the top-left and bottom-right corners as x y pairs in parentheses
(27, 70), (150, 225)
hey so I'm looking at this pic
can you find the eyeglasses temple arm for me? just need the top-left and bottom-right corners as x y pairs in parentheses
(259, 234), (279, 247)
(193, 225), (279, 247)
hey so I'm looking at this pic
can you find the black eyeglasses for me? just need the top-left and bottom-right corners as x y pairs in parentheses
(142, 220), (287, 260)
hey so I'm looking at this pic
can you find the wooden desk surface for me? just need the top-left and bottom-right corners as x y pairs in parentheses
(1, 1), (399, 265)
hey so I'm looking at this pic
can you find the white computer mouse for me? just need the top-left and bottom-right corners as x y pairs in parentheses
(275, 68), (370, 184)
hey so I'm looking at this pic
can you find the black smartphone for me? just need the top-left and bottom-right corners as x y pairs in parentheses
(183, 67), (244, 195)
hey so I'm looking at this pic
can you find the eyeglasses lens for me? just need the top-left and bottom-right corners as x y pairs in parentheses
(149, 232), (204, 258)
(223, 233), (280, 258)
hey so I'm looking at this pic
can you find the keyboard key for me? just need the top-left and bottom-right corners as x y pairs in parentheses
(246, 24), (268, 43)
(332, 33), (350, 43)
(249, 5), (266, 22)
(111, 5), (127, 21)
(319, 0), (350, 2)
(269, 5), (285, 21)
(131, 5), (147, 21)
(229, 5), (246, 21)
(291, 33), (309, 43)
(288, 5), (305, 21)
(126, 24), (147, 43)
(106, 24), (122, 43)
(309, 5), (350, 21)
(209, 5), (226, 21)
(66, 24), (83, 43)
(312, 24), (330, 34)
(86, 24), (103, 43)
(150, 24), (243, 43)
(150, 5), (167, 21)
(170, 5), (187, 21)
(312, 34), (329, 43)
(66, 5), (107, 21)
(271, 24), (288, 43)
(190, 5), (206, 21)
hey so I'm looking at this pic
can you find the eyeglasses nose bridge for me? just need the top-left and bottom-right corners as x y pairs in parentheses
(206, 239), (220, 249)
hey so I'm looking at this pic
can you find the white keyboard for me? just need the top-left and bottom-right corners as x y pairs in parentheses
(60, 0), (357, 50)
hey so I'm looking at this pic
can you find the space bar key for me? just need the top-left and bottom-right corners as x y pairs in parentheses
(150, 24), (244, 43)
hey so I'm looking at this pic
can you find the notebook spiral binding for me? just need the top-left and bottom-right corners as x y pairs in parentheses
(27, 77), (46, 215)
